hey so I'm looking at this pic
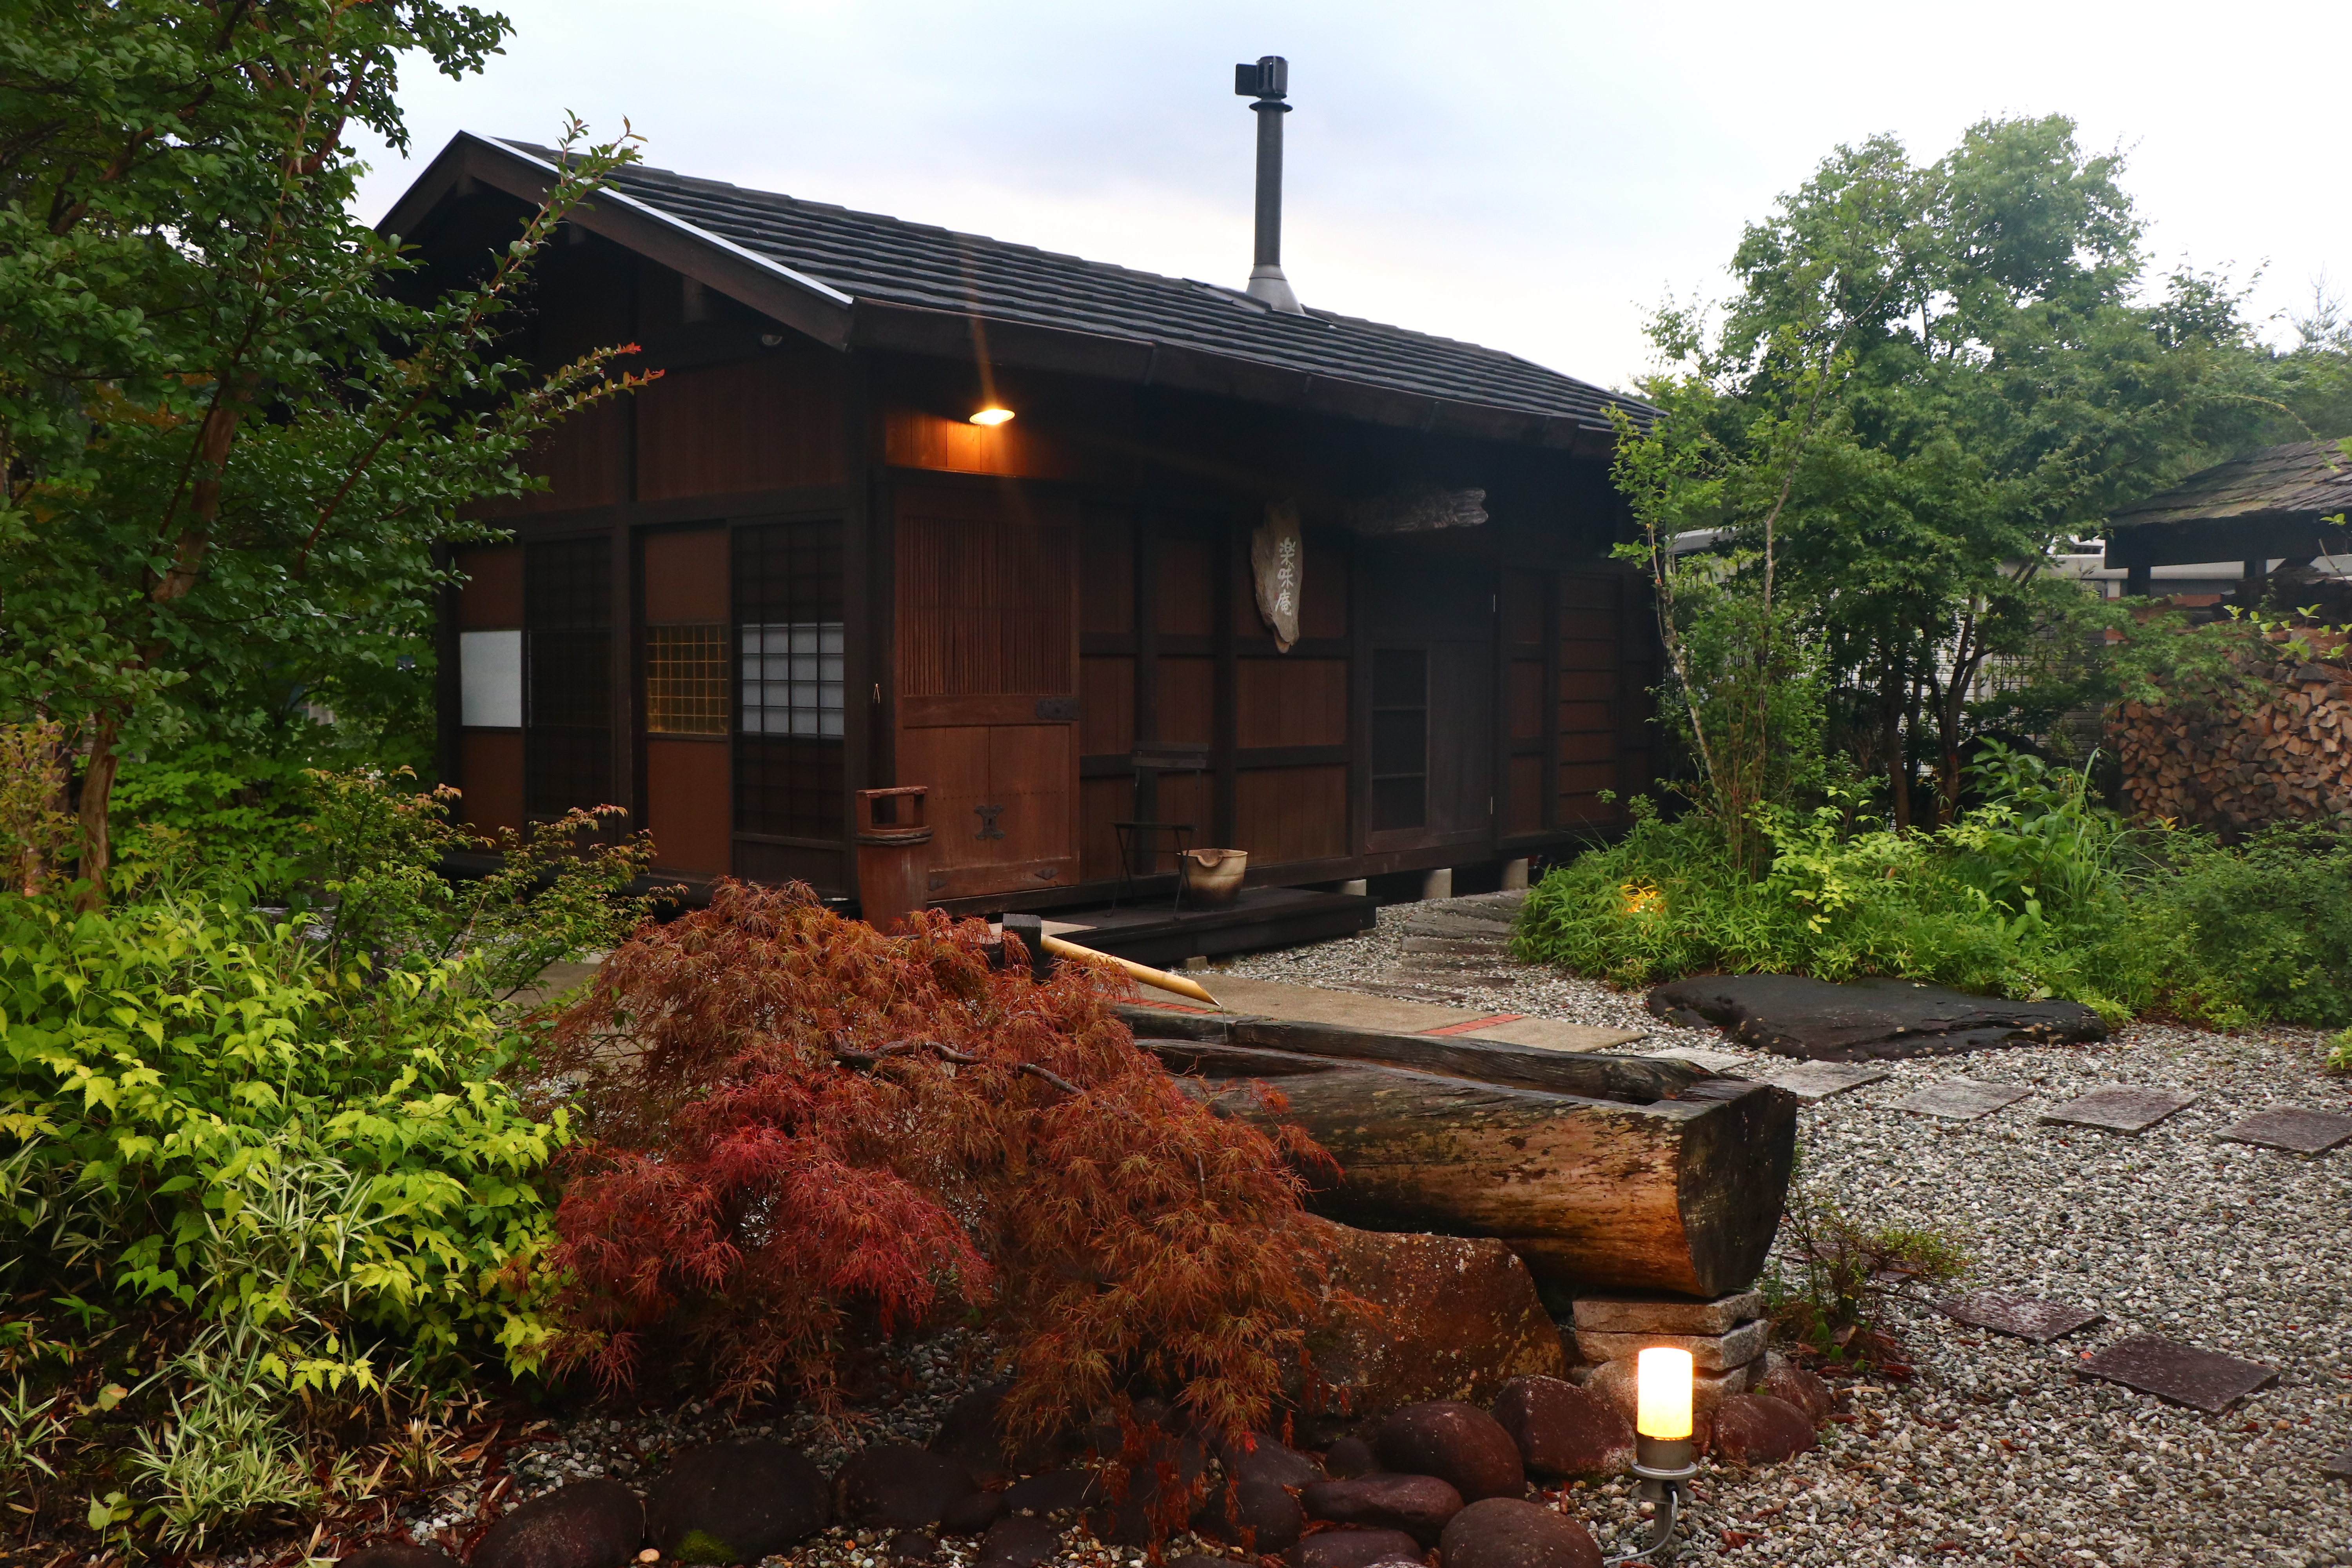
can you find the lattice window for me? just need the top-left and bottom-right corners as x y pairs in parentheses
(524, 537), (614, 821)
(646, 624), (729, 735)
(735, 736), (844, 840)
(739, 621), (843, 736)
(1370, 646), (1428, 831)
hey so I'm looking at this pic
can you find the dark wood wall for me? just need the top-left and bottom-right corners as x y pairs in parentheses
(430, 209), (1655, 905)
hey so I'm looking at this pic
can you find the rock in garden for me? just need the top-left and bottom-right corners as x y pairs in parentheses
(1087, 1429), (1210, 1547)
(978, 1515), (1062, 1568)
(1322, 1436), (1378, 1478)
(1707, 1394), (1817, 1466)
(1645, 974), (2105, 1062)
(837, 1444), (980, 1529)
(1298, 1219), (1565, 1435)
(890, 1532), (938, 1564)
(1436, 1498), (1600, 1568)
(929, 1383), (1078, 1477)
(1301, 1474), (1464, 1545)
(473, 1479), (644, 1568)
(1191, 1474), (1308, 1552)
(1287, 1526), (1425, 1568)
(1748, 1352), (1833, 1426)
(1488, 1376), (1633, 1479)
(341, 1547), (459, 1568)
(1221, 1432), (1324, 1487)
(1371, 1402), (1524, 1503)
(646, 1439), (831, 1563)
(940, 1489), (1004, 1534)
(1001, 1468), (1097, 1515)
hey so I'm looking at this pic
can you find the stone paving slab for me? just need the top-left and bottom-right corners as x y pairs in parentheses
(1757, 1061), (1891, 1100)
(2321, 1447), (2352, 1480)
(1893, 1078), (2033, 1120)
(2216, 1106), (2352, 1154)
(2040, 1084), (2196, 1134)
(1937, 1289), (2104, 1343)
(1644, 1045), (1750, 1072)
(2076, 1334), (2278, 1413)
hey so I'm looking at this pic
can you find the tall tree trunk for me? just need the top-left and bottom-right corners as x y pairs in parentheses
(1879, 642), (1909, 830)
(74, 708), (122, 909)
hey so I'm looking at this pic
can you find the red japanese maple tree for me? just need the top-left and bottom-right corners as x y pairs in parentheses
(539, 880), (1334, 1454)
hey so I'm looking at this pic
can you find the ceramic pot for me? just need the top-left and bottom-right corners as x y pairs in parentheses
(1179, 847), (1249, 907)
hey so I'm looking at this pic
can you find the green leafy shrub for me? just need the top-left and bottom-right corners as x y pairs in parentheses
(1515, 749), (2146, 1016)
(1763, 1171), (1968, 1372)
(2129, 825), (2352, 1028)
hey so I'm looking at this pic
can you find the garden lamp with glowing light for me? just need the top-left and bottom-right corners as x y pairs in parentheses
(1602, 1347), (1700, 1565)
(969, 406), (1015, 426)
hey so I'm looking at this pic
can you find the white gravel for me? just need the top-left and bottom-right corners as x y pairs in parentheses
(392, 897), (2352, 1568)
(1238, 898), (2352, 1568)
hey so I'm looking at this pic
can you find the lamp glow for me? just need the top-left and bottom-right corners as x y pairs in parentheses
(969, 406), (1016, 426)
(1635, 1347), (1693, 1441)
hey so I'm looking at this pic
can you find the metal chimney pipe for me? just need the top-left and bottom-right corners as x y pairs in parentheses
(1234, 55), (1304, 314)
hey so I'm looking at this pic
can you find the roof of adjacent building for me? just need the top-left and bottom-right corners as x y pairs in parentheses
(387, 135), (1647, 451)
(2108, 441), (2352, 532)
(2104, 440), (2352, 570)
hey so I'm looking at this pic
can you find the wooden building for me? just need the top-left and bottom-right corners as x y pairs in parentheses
(390, 135), (1661, 919)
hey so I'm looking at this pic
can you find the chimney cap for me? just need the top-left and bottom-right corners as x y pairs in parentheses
(1234, 55), (1289, 99)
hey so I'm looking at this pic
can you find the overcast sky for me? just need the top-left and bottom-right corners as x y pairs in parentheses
(352, 0), (2350, 393)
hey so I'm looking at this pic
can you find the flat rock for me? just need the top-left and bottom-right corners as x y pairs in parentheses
(1489, 1376), (1634, 1479)
(647, 1440), (831, 1563)
(473, 1480), (644, 1568)
(1708, 1395), (1817, 1466)
(1938, 1289), (2105, 1344)
(1437, 1497), (1601, 1568)
(1291, 1218), (1566, 1433)
(837, 1445), (978, 1530)
(1221, 1434), (1324, 1488)
(891, 1532), (938, 1564)
(1892, 1078), (2032, 1120)
(1748, 1354), (1833, 1427)
(1302, 1474), (1463, 1546)
(2041, 1085), (2196, 1134)
(340, 1548), (459, 1568)
(1322, 1436), (1378, 1478)
(978, 1516), (1062, 1568)
(1191, 1474), (1308, 1553)
(1287, 1528), (1425, 1568)
(2321, 1448), (2352, 1480)
(1646, 974), (2106, 1061)
(927, 1383), (1077, 1477)
(1000, 1469), (1097, 1516)
(1372, 1401), (1525, 1503)
(1756, 1062), (1890, 1100)
(2076, 1334), (2279, 1412)
(1574, 1318), (1765, 1372)
(1570, 1290), (1763, 1337)
(2217, 1106), (2352, 1154)
(940, 1491), (1003, 1534)
(1641, 1046), (1748, 1072)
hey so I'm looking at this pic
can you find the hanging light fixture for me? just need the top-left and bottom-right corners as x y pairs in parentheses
(1603, 1348), (1701, 1565)
(969, 406), (1015, 426)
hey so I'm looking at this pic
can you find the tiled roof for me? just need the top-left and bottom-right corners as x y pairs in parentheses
(509, 142), (1647, 437)
(2109, 441), (2352, 531)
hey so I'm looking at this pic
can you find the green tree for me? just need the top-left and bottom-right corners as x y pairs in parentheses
(1626, 116), (2278, 827)
(0, 0), (650, 901)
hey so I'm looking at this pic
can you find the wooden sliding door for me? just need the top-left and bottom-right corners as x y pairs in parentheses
(893, 485), (1080, 901)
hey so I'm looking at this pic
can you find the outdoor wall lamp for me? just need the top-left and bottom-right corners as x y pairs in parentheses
(1603, 1347), (1700, 1565)
(968, 406), (1016, 426)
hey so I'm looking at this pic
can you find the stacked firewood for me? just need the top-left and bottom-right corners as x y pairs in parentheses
(2112, 635), (2352, 833)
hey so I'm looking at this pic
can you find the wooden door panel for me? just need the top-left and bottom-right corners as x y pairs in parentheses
(645, 739), (731, 874)
(894, 487), (1081, 902)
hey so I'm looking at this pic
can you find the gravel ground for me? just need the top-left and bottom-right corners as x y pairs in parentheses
(388, 900), (2351, 1568)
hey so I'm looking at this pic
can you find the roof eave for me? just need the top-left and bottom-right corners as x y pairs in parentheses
(379, 132), (858, 350)
(847, 299), (1623, 454)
